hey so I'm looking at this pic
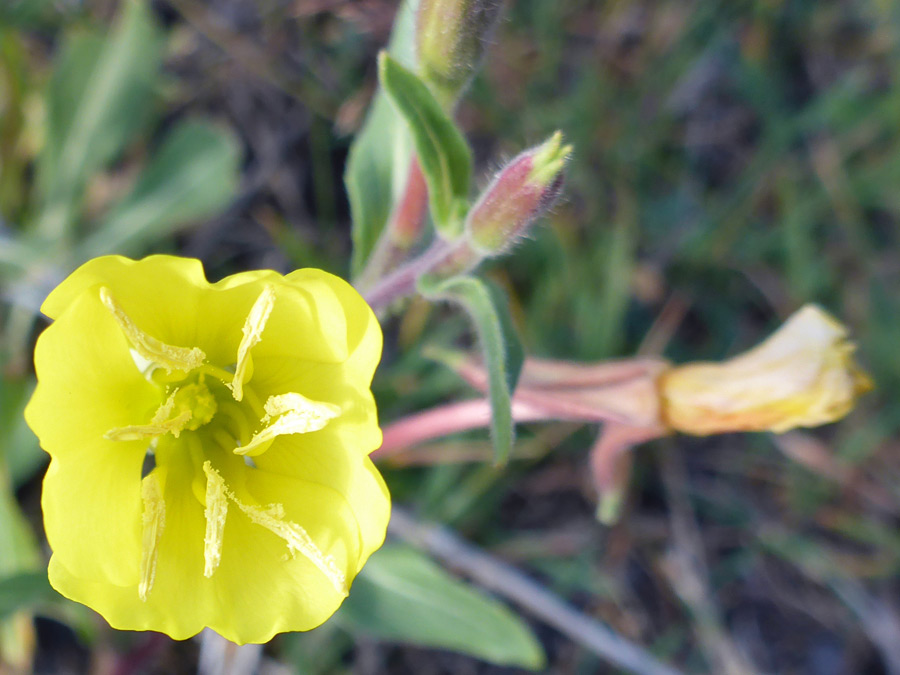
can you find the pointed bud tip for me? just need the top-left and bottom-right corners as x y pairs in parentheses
(528, 132), (572, 187)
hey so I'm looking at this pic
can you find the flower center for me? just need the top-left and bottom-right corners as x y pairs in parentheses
(172, 380), (217, 431)
(97, 285), (348, 601)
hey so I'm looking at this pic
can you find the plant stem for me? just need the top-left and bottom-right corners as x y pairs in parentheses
(362, 239), (456, 312)
(375, 398), (548, 459)
(375, 368), (665, 461)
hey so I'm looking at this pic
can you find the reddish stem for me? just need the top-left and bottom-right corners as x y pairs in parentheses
(362, 239), (451, 311)
(375, 398), (547, 460)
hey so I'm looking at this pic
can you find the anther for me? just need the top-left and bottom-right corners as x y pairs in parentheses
(234, 392), (341, 457)
(100, 287), (206, 374)
(139, 471), (166, 601)
(229, 286), (276, 402)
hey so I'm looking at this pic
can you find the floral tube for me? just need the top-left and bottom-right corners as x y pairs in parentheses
(25, 255), (390, 644)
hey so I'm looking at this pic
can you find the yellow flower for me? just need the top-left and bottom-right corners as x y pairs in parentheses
(25, 255), (389, 644)
(660, 304), (872, 435)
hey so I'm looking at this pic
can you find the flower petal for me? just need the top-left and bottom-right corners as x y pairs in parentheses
(40, 256), (347, 369)
(661, 305), (872, 434)
(255, 435), (389, 566)
(42, 255), (208, 322)
(26, 289), (158, 585)
(49, 452), (363, 644)
(283, 268), (383, 382)
(253, 274), (350, 365)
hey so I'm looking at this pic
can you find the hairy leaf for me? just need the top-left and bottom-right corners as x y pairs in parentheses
(345, 0), (419, 277)
(379, 53), (472, 239)
(420, 275), (523, 465)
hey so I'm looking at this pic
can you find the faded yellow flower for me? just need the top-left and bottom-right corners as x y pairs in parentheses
(25, 255), (389, 644)
(660, 304), (872, 435)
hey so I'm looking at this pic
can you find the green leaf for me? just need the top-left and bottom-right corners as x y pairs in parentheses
(34, 0), (164, 242)
(484, 279), (525, 395)
(420, 275), (523, 465)
(0, 572), (55, 622)
(346, 0), (419, 277)
(78, 120), (240, 258)
(378, 53), (473, 239)
(339, 545), (544, 669)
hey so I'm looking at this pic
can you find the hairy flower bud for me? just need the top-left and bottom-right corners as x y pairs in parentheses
(660, 305), (872, 435)
(466, 131), (571, 255)
(416, 0), (504, 106)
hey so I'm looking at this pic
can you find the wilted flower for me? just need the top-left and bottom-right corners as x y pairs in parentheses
(25, 255), (389, 644)
(384, 305), (871, 523)
(660, 304), (872, 435)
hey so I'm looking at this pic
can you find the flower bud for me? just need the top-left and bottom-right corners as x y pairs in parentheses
(660, 305), (872, 435)
(416, 0), (504, 106)
(466, 131), (571, 255)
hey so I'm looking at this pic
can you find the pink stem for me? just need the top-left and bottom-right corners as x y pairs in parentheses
(375, 398), (547, 460)
(362, 240), (448, 311)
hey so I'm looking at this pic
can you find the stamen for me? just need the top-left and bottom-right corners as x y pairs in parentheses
(105, 389), (193, 441)
(229, 286), (276, 402)
(202, 462), (228, 578)
(241, 385), (267, 421)
(198, 363), (235, 386)
(199, 462), (346, 595)
(100, 287), (205, 374)
(139, 471), (166, 601)
(232, 499), (348, 596)
(235, 392), (341, 457)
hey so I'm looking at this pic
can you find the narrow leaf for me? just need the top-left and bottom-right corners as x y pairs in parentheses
(34, 0), (163, 241)
(339, 545), (544, 670)
(379, 53), (473, 238)
(346, 0), (419, 277)
(420, 275), (523, 465)
(485, 279), (525, 394)
(78, 120), (240, 258)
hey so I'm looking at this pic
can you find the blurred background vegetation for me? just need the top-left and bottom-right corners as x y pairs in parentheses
(1, 0), (899, 673)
